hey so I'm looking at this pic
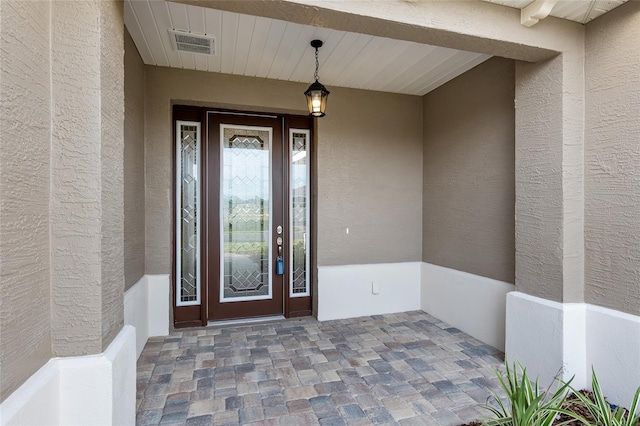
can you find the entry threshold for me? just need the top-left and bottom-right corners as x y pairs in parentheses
(207, 315), (285, 328)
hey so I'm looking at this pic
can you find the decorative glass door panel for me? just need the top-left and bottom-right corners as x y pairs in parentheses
(176, 121), (201, 307)
(220, 125), (272, 302)
(290, 129), (310, 297)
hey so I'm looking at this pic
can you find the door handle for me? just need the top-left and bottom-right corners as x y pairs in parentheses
(276, 228), (284, 275)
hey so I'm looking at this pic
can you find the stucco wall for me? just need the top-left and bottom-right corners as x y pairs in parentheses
(124, 29), (145, 291)
(316, 88), (423, 266)
(422, 57), (515, 283)
(99, 0), (125, 350)
(517, 55), (566, 301)
(49, 0), (104, 355)
(585, 1), (640, 316)
(49, 0), (125, 356)
(1, 1), (125, 401)
(0, 0), (53, 403)
(144, 67), (423, 274)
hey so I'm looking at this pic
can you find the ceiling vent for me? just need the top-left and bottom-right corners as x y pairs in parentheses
(169, 29), (215, 55)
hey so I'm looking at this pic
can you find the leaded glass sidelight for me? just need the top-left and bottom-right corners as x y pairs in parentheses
(290, 129), (310, 297)
(220, 125), (273, 302)
(176, 121), (201, 306)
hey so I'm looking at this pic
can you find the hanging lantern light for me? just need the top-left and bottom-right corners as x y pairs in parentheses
(304, 40), (330, 117)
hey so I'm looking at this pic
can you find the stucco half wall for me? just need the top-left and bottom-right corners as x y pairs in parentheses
(0, 326), (136, 426)
(507, 292), (640, 409)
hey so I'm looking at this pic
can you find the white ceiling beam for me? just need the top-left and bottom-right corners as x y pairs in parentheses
(521, 0), (559, 27)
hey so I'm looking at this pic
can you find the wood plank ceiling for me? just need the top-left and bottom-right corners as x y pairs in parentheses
(124, 0), (491, 96)
(481, 0), (628, 24)
(125, 0), (628, 96)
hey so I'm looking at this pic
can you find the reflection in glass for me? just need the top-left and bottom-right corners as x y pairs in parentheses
(291, 131), (309, 297)
(178, 123), (200, 305)
(221, 126), (272, 301)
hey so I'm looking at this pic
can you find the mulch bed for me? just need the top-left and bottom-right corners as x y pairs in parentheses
(458, 390), (617, 426)
(554, 390), (597, 425)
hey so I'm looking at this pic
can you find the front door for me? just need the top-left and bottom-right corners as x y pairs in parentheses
(207, 113), (284, 321)
(173, 107), (313, 327)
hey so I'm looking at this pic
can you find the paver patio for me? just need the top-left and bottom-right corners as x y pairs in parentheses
(136, 311), (505, 425)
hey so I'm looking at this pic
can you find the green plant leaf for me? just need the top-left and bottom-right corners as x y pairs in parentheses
(624, 384), (640, 426)
(479, 360), (571, 426)
(550, 407), (592, 425)
(553, 366), (640, 426)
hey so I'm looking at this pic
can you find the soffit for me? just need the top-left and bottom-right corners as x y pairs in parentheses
(124, 0), (491, 96)
(481, 0), (628, 24)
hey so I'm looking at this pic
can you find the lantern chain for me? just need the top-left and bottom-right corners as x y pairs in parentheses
(314, 47), (320, 82)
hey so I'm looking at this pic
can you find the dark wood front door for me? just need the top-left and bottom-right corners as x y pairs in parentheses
(173, 107), (313, 328)
(206, 112), (285, 321)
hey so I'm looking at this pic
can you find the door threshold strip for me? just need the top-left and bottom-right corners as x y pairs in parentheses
(207, 315), (285, 328)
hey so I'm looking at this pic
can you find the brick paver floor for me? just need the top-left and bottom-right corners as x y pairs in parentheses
(136, 311), (505, 425)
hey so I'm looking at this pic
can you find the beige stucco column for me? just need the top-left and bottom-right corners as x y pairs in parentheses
(49, 0), (125, 356)
(1, 0), (134, 420)
(515, 52), (585, 304)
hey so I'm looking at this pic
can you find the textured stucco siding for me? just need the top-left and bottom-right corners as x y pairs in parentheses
(316, 87), (423, 266)
(144, 67), (422, 274)
(514, 57), (564, 302)
(0, 0), (125, 401)
(585, 1), (640, 316)
(0, 0), (53, 403)
(514, 23), (585, 304)
(50, 1), (104, 356)
(99, 0), (125, 350)
(124, 29), (145, 291)
(49, 0), (125, 355)
(422, 57), (515, 283)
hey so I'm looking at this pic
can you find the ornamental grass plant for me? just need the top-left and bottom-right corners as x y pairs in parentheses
(477, 362), (640, 426)
(554, 368), (640, 426)
(480, 361), (573, 426)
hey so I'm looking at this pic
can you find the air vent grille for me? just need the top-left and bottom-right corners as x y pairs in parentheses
(169, 30), (215, 55)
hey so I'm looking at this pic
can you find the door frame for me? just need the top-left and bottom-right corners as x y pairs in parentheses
(172, 105), (315, 328)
